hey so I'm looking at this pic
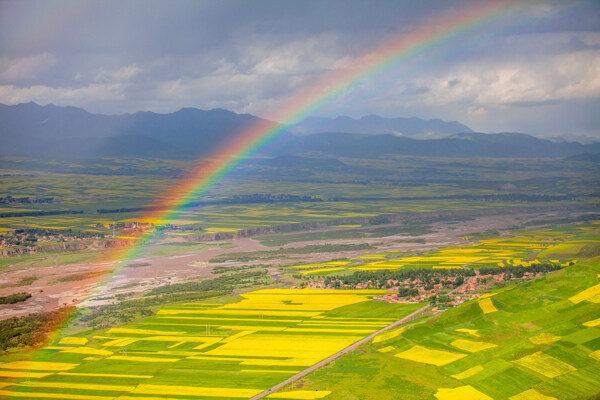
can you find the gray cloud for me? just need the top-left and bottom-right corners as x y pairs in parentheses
(0, 0), (598, 137)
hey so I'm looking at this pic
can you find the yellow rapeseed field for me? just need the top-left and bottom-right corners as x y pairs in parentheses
(240, 369), (299, 374)
(569, 283), (600, 304)
(58, 372), (153, 378)
(372, 326), (406, 343)
(395, 345), (466, 366)
(240, 358), (318, 367)
(0, 361), (78, 371)
(59, 337), (88, 345)
(0, 371), (53, 378)
(450, 339), (497, 353)
(451, 365), (484, 380)
(478, 298), (498, 314)
(131, 383), (261, 398)
(107, 328), (185, 335)
(300, 267), (346, 275)
(204, 334), (361, 360)
(509, 389), (558, 400)
(158, 308), (321, 317)
(106, 355), (180, 363)
(513, 351), (576, 378)
(285, 327), (374, 334)
(434, 385), (493, 400)
(98, 337), (140, 347)
(528, 333), (562, 345)
(221, 290), (382, 311)
(18, 381), (134, 392)
(269, 390), (333, 399)
(455, 328), (479, 337)
(57, 347), (113, 356)
(0, 391), (114, 400)
(213, 325), (286, 332)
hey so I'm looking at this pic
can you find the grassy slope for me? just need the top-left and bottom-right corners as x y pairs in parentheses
(289, 258), (600, 399)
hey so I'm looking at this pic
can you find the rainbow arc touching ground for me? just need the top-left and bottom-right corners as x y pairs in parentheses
(42, 0), (531, 321)
(105, 0), (527, 267)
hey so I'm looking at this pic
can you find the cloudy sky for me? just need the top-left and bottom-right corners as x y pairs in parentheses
(1, 0), (599, 137)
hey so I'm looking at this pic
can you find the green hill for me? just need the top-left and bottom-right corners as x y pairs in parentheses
(292, 259), (600, 399)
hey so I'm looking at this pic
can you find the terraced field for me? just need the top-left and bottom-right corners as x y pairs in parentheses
(286, 259), (600, 399)
(0, 289), (420, 399)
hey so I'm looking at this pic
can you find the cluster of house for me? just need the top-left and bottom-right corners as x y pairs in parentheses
(303, 270), (547, 307)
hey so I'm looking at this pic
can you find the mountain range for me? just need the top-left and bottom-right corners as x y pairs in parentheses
(290, 115), (472, 138)
(1, 102), (598, 160)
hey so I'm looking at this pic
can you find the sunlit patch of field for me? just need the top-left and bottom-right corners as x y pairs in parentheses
(395, 345), (466, 366)
(435, 385), (493, 400)
(478, 298), (498, 314)
(568, 283), (600, 303)
(583, 317), (600, 327)
(513, 351), (576, 378)
(0, 361), (78, 371)
(449, 339), (497, 353)
(455, 328), (479, 337)
(451, 365), (484, 380)
(289, 225), (587, 275)
(0, 371), (53, 378)
(300, 267), (346, 275)
(528, 333), (562, 345)
(0, 390), (116, 399)
(509, 389), (558, 400)
(16, 381), (135, 391)
(131, 383), (262, 397)
(372, 326), (405, 343)
(59, 337), (88, 345)
(45, 346), (113, 356)
(269, 390), (332, 399)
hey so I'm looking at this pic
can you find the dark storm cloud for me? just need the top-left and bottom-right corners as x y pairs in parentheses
(0, 0), (598, 137)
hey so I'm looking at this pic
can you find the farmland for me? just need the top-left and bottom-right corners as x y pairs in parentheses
(0, 154), (597, 237)
(0, 219), (598, 399)
(0, 153), (598, 399)
(0, 289), (420, 400)
(284, 223), (596, 277)
(283, 258), (600, 399)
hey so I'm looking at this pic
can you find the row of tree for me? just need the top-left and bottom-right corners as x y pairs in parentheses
(0, 292), (31, 304)
(0, 307), (74, 352)
(325, 268), (475, 288)
(479, 263), (565, 277)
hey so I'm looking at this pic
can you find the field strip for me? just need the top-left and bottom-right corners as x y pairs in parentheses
(248, 303), (430, 400)
(0, 391), (114, 400)
(57, 372), (154, 378)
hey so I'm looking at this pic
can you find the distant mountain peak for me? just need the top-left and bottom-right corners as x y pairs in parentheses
(292, 114), (473, 136)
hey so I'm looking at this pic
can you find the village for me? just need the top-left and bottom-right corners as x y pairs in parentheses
(303, 268), (553, 308)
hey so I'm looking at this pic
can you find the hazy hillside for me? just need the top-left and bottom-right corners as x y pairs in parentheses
(287, 131), (600, 158)
(291, 114), (473, 136)
(1, 102), (598, 160)
(0, 102), (271, 159)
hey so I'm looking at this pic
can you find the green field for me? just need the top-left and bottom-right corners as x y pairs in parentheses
(1, 154), (598, 235)
(285, 259), (600, 399)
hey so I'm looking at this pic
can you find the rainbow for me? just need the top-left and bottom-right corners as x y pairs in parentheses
(88, 0), (530, 295)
